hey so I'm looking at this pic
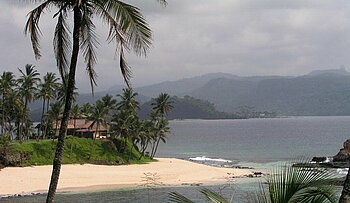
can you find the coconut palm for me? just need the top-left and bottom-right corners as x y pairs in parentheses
(101, 94), (117, 114)
(117, 88), (139, 113)
(38, 72), (60, 139)
(4, 89), (23, 137)
(70, 104), (80, 137)
(86, 101), (109, 139)
(151, 93), (173, 117)
(80, 103), (92, 116)
(47, 101), (63, 138)
(150, 94), (173, 158)
(169, 165), (337, 203)
(57, 76), (78, 103)
(0, 72), (17, 135)
(17, 64), (40, 140)
(110, 109), (137, 152)
(150, 117), (169, 158)
(24, 0), (165, 200)
(137, 120), (155, 159)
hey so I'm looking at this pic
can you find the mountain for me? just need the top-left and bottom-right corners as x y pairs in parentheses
(30, 68), (350, 120)
(187, 73), (350, 116)
(307, 68), (350, 77)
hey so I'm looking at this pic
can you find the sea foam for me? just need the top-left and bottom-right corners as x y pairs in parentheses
(189, 156), (232, 163)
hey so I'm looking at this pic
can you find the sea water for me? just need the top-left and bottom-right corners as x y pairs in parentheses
(3, 116), (349, 202)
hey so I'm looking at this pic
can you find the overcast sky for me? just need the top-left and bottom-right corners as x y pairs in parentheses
(1, 0), (350, 92)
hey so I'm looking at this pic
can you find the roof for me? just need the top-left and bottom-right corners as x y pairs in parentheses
(54, 119), (109, 132)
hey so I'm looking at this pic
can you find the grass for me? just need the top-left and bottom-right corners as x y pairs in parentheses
(9, 136), (153, 166)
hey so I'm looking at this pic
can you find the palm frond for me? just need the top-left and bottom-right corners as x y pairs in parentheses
(120, 46), (132, 87)
(264, 164), (337, 203)
(200, 189), (230, 203)
(168, 192), (196, 203)
(25, 0), (52, 59)
(53, 10), (71, 84)
(98, 0), (152, 56)
(80, 4), (99, 93)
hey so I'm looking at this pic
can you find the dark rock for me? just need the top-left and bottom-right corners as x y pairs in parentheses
(312, 157), (327, 163)
(334, 139), (350, 162)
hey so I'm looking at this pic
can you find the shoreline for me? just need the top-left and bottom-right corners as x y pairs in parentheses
(0, 158), (256, 197)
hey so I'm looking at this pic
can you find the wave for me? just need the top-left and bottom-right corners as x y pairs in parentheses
(189, 156), (232, 163)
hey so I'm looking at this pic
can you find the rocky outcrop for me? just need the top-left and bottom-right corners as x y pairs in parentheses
(334, 139), (350, 162)
(0, 147), (31, 167)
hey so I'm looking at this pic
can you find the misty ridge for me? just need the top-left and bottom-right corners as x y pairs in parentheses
(29, 67), (350, 119)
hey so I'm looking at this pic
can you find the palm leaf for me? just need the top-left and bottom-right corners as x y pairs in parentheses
(25, 0), (53, 59)
(80, 3), (99, 93)
(101, 0), (152, 56)
(200, 189), (230, 203)
(53, 10), (71, 84)
(264, 164), (337, 203)
(168, 192), (196, 203)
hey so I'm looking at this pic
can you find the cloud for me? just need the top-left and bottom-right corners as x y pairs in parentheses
(1, 0), (350, 92)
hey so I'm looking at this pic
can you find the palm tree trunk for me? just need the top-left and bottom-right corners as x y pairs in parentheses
(152, 137), (161, 158)
(46, 7), (81, 203)
(39, 98), (46, 139)
(18, 99), (28, 141)
(339, 171), (350, 202)
(44, 99), (51, 138)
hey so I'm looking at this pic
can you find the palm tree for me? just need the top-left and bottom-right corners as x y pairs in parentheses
(86, 101), (109, 139)
(70, 104), (80, 137)
(137, 120), (155, 159)
(57, 76), (78, 104)
(150, 93), (173, 158)
(38, 72), (60, 139)
(47, 101), (63, 138)
(17, 64), (40, 140)
(0, 72), (17, 135)
(151, 93), (173, 117)
(150, 117), (170, 158)
(117, 88), (139, 113)
(24, 0), (164, 201)
(101, 94), (117, 114)
(111, 109), (137, 153)
(80, 103), (92, 117)
(169, 165), (337, 203)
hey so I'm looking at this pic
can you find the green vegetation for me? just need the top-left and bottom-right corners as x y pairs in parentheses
(169, 164), (337, 203)
(139, 95), (276, 120)
(7, 136), (152, 166)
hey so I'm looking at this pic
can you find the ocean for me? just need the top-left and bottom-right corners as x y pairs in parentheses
(2, 116), (349, 202)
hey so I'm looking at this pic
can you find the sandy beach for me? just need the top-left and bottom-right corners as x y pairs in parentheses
(0, 158), (253, 196)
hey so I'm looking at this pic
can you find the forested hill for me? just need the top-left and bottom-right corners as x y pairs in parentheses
(138, 96), (275, 120)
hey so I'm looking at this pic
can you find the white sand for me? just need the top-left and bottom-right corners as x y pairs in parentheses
(0, 158), (253, 195)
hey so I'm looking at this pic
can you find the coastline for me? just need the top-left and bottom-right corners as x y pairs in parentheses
(0, 158), (254, 197)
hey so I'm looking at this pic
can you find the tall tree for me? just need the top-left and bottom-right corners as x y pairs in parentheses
(151, 93), (173, 117)
(17, 64), (40, 140)
(0, 72), (17, 135)
(101, 94), (117, 114)
(24, 0), (164, 200)
(86, 100), (109, 139)
(150, 93), (173, 158)
(80, 103), (92, 117)
(70, 104), (80, 137)
(48, 101), (63, 138)
(117, 88), (139, 113)
(38, 72), (60, 139)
